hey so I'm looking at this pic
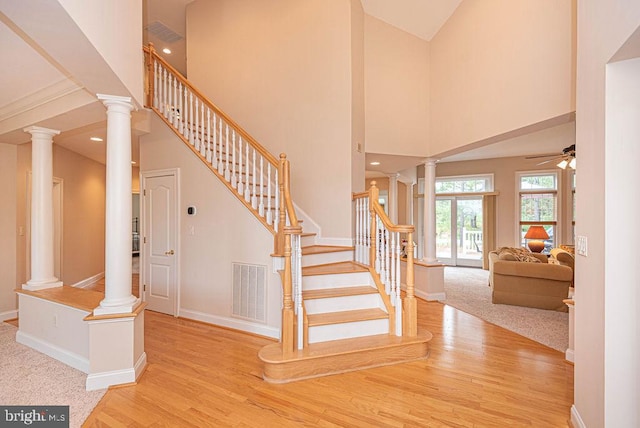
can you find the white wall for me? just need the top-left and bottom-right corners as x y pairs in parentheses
(140, 114), (282, 338)
(0, 144), (17, 320)
(364, 15), (429, 157)
(186, 0), (355, 240)
(575, 1), (640, 426)
(429, 0), (575, 156)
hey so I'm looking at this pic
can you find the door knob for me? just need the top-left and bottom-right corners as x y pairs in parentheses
(165, 249), (174, 255)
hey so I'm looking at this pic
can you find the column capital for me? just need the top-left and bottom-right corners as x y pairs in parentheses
(23, 126), (60, 138)
(386, 173), (400, 179)
(97, 94), (135, 111)
(422, 158), (438, 167)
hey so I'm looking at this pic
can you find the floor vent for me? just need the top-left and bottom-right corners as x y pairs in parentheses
(232, 263), (267, 323)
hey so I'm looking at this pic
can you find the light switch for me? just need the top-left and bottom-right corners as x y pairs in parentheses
(576, 235), (588, 257)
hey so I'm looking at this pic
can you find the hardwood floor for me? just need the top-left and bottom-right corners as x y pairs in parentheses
(83, 297), (574, 427)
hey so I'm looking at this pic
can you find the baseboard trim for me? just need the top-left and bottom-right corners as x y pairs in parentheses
(0, 309), (18, 322)
(571, 405), (586, 428)
(86, 352), (147, 391)
(565, 348), (575, 363)
(179, 309), (279, 339)
(414, 289), (446, 302)
(72, 272), (105, 289)
(16, 330), (89, 373)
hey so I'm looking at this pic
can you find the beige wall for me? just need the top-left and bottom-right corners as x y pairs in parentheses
(351, 0), (366, 194)
(576, 1), (640, 426)
(364, 15), (429, 157)
(429, 0), (575, 156)
(58, 0), (144, 106)
(366, 177), (408, 225)
(16, 143), (105, 287)
(186, 0), (356, 240)
(0, 144), (18, 319)
(436, 154), (574, 251)
(140, 114), (282, 337)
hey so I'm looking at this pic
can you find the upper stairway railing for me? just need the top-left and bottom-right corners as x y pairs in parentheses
(353, 181), (417, 337)
(143, 44), (302, 354)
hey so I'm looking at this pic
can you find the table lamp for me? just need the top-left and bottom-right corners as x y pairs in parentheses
(524, 225), (549, 253)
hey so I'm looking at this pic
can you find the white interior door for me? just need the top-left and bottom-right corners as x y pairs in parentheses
(142, 170), (179, 315)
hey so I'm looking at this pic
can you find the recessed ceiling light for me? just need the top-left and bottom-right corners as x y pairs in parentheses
(162, 48), (172, 54)
(370, 161), (380, 166)
(90, 137), (103, 142)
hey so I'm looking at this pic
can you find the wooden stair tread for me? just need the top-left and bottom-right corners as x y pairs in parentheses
(303, 286), (378, 300)
(302, 245), (355, 255)
(260, 330), (432, 363)
(301, 233), (316, 237)
(307, 308), (388, 326)
(302, 261), (368, 276)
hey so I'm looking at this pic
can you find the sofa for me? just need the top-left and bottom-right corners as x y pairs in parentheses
(550, 247), (575, 286)
(488, 247), (573, 311)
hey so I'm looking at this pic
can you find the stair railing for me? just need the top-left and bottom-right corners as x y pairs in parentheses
(352, 181), (417, 337)
(144, 44), (282, 241)
(144, 44), (303, 353)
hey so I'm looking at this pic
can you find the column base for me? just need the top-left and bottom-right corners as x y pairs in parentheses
(22, 279), (63, 291)
(93, 296), (141, 316)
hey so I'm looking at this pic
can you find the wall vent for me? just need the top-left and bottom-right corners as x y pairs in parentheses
(145, 21), (184, 44)
(232, 263), (267, 323)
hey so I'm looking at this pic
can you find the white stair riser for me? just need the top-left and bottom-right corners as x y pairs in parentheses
(308, 318), (389, 343)
(301, 235), (316, 247)
(305, 294), (383, 314)
(302, 250), (354, 267)
(303, 272), (372, 290)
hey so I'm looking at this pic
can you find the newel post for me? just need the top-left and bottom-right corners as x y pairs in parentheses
(403, 232), (417, 336)
(281, 228), (294, 355)
(145, 43), (155, 109)
(369, 181), (379, 268)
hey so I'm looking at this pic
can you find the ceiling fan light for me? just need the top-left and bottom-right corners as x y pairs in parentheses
(569, 157), (576, 169)
(557, 159), (568, 169)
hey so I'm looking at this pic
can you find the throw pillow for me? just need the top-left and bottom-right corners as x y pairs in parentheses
(497, 247), (541, 263)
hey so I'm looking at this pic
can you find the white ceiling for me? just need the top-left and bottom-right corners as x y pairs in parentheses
(0, 1), (572, 172)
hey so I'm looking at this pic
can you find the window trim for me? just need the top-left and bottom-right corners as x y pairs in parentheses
(434, 173), (495, 195)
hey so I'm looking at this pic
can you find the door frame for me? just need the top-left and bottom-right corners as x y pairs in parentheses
(141, 168), (181, 316)
(436, 195), (483, 268)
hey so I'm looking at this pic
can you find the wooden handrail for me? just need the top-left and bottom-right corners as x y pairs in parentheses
(144, 44), (279, 168)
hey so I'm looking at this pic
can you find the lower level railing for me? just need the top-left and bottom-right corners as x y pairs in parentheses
(353, 181), (417, 337)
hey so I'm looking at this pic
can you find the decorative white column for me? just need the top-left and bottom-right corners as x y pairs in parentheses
(388, 173), (399, 223)
(23, 126), (63, 291)
(94, 94), (139, 315)
(422, 159), (438, 263)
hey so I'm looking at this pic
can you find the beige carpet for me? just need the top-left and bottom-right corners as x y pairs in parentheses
(442, 266), (569, 352)
(0, 323), (106, 428)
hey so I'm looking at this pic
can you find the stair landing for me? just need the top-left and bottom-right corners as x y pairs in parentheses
(259, 331), (432, 384)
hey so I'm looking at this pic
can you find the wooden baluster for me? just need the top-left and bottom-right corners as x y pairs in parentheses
(158, 66), (164, 114)
(163, 69), (169, 118)
(182, 86), (188, 139)
(189, 91), (195, 144)
(167, 74), (173, 123)
(244, 141), (250, 202)
(211, 112), (217, 167)
(259, 157), (265, 217)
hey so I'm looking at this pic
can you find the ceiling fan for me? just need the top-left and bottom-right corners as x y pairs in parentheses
(525, 144), (576, 169)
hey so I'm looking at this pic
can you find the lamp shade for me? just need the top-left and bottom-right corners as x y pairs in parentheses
(524, 225), (549, 240)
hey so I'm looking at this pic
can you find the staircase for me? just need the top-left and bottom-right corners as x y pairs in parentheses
(143, 45), (431, 384)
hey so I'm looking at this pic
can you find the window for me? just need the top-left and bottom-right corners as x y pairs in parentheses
(518, 172), (558, 253)
(435, 175), (494, 194)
